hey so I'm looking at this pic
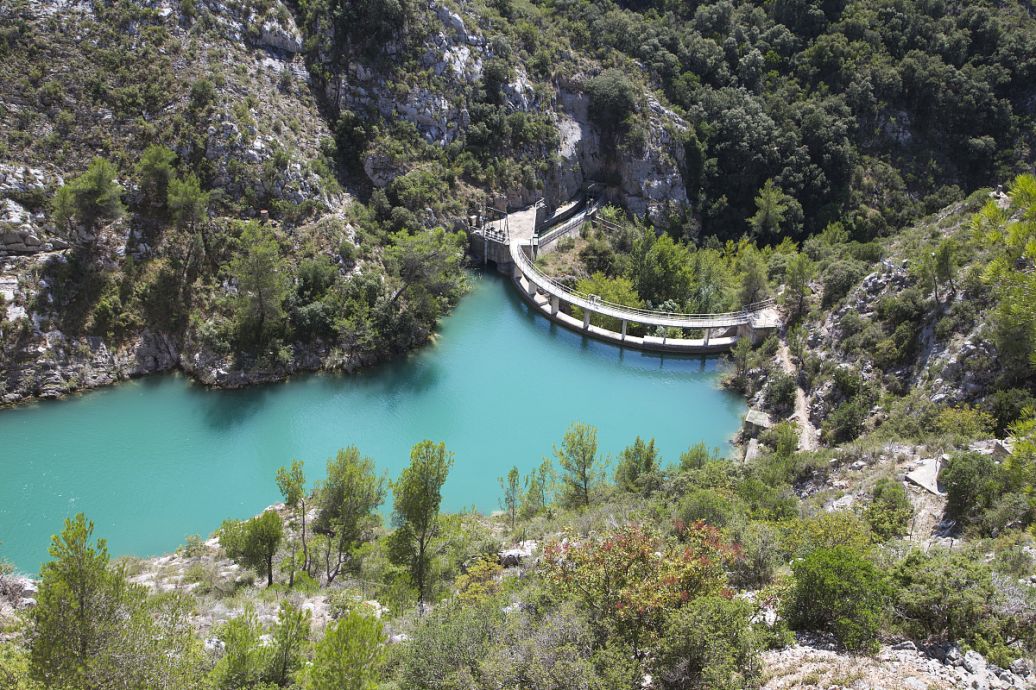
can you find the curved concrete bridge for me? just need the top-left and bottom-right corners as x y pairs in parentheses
(509, 239), (778, 353)
(468, 195), (780, 353)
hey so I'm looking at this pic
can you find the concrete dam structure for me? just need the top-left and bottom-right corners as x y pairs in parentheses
(468, 194), (780, 354)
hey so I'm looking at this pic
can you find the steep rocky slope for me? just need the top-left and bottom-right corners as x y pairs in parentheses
(0, 0), (696, 404)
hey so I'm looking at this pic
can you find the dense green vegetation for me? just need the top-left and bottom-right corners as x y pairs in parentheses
(25, 146), (469, 367)
(3, 410), (1034, 687)
(4, 0), (1036, 685)
(536, 0), (1036, 239)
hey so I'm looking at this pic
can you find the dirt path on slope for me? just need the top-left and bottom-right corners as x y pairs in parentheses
(777, 339), (819, 451)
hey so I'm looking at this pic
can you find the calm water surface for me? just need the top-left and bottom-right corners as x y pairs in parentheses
(0, 272), (745, 572)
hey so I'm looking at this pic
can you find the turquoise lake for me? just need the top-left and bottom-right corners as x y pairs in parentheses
(0, 272), (745, 572)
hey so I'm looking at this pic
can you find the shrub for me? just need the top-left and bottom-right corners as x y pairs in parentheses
(731, 522), (782, 588)
(307, 608), (384, 690)
(764, 371), (796, 413)
(864, 478), (913, 541)
(787, 546), (889, 652)
(940, 452), (1005, 528)
(754, 448), (825, 487)
(876, 287), (926, 328)
(399, 601), (500, 689)
(778, 511), (873, 560)
(823, 398), (868, 444)
(586, 69), (639, 137)
(763, 421), (799, 459)
(821, 259), (865, 307)
(831, 366), (864, 400)
(982, 388), (1036, 437)
(891, 549), (997, 644)
(677, 488), (741, 529)
(655, 596), (761, 690)
(541, 524), (729, 646)
(933, 405), (995, 442)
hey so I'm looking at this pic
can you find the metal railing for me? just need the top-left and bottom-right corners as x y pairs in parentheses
(537, 211), (588, 246)
(511, 240), (774, 329)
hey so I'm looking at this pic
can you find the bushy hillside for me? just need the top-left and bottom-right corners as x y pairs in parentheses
(3, 182), (1036, 690)
(2, 0), (1036, 403)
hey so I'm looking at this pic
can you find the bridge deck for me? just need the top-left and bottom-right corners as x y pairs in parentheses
(510, 240), (775, 330)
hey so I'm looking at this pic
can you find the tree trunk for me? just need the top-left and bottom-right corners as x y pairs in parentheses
(266, 555), (274, 587)
(416, 531), (428, 604)
(300, 499), (309, 573)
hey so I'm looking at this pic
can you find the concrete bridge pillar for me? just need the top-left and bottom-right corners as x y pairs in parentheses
(736, 323), (756, 343)
(526, 278), (537, 298)
(703, 328), (711, 346)
(582, 308), (591, 330)
(550, 295), (560, 316)
(621, 319), (627, 340)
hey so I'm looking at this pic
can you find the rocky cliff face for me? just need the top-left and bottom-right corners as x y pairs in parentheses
(308, 0), (693, 218)
(0, 0), (697, 405)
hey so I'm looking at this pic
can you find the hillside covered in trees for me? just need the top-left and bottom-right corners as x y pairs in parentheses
(2, 0), (1036, 687)
(3, 177), (1036, 688)
(2, 0), (1036, 401)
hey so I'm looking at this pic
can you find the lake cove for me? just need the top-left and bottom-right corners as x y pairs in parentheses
(0, 272), (745, 572)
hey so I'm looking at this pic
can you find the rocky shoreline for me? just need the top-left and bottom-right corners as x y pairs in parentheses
(0, 322), (396, 408)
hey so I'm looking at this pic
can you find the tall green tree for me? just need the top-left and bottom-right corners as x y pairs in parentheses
(384, 228), (467, 310)
(50, 157), (124, 237)
(784, 252), (813, 320)
(499, 466), (520, 530)
(30, 513), (125, 688)
(389, 440), (454, 602)
(266, 602), (311, 687)
(135, 145), (177, 210)
(313, 447), (386, 583)
(554, 422), (605, 508)
(636, 233), (693, 306)
(229, 222), (290, 347)
(168, 173), (209, 232)
(305, 609), (385, 690)
(573, 273), (643, 331)
(219, 510), (284, 586)
(210, 607), (268, 689)
(738, 250), (770, 306)
(730, 336), (753, 383)
(934, 238), (957, 300)
(614, 436), (660, 495)
(520, 458), (554, 519)
(748, 179), (797, 240)
(30, 514), (203, 689)
(276, 460), (308, 585)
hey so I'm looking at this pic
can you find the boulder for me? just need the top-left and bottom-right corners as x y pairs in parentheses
(963, 650), (986, 675)
(259, 18), (303, 53)
(1010, 659), (1032, 677)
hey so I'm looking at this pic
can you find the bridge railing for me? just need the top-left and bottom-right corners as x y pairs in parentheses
(536, 205), (597, 247)
(476, 222), (509, 244)
(512, 240), (774, 327)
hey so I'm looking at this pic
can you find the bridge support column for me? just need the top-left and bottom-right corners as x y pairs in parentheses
(550, 295), (560, 316)
(703, 328), (711, 346)
(582, 309), (591, 330)
(736, 323), (756, 344)
(621, 319), (627, 340)
(526, 279), (537, 298)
